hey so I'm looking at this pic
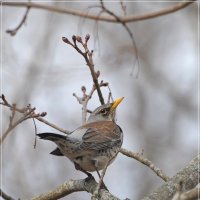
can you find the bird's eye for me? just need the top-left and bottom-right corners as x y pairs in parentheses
(99, 108), (110, 115)
(100, 109), (106, 114)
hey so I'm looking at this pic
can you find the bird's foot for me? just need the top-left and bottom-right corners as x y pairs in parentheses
(85, 173), (95, 183)
(100, 181), (109, 191)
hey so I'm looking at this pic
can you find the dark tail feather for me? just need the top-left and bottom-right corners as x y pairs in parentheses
(50, 148), (64, 156)
(37, 133), (66, 141)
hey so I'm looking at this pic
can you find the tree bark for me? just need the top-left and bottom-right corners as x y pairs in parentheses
(142, 155), (199, 200)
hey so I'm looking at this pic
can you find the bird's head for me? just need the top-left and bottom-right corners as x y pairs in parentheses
(87, 97), (124, 122)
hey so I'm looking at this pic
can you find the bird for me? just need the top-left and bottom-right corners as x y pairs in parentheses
(37, 97), (124, 177)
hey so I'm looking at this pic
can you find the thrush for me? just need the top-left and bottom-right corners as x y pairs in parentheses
(37, 97), (124, 177)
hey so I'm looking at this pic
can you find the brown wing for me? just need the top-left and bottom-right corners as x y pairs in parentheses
(81, 121), (123, 150)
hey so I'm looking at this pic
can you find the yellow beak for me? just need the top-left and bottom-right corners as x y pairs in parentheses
(111, 97), (124, 111)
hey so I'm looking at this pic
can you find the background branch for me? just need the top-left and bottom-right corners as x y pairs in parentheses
(6, 6), (30, 36)
(2, 1), (196, 23)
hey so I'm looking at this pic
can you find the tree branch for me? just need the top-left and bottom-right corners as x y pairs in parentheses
(21, 154), (200, 200)
(0, 94), (70, 144)
(120, 148), (170, 182)
(62, 35), (105, 105)
(172, 181), (199, 200)
(142, 155), (199, 200)
(31, 177), (120, 200)
(0, 94), (48, 144)
(35, 117), (70, 135)
(73, 81), (108, 124)
(2, 1), (196, 23)
(174, 187), (199, 200)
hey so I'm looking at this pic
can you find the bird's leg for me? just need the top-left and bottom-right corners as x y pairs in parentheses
(93, 162), (109, 191)
(96, 169), (101, 178)
(74, 162), (93, 178)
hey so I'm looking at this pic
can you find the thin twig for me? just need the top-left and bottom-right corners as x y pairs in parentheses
(2, 1), (196, 23)
(120, 0), (127, 16)
(1, 106), (36, 144)
(36, 117), (70, 134)
(73, 81), (108, 124)
(62, 34), (105, 105)
(1, 95), (70, 136)
(0, 95), (70, 144)
(32, 118), (37, 149)
(6, 6), (30, 36)
(120, 148), (170, 182)
(107, 84), (114, 103)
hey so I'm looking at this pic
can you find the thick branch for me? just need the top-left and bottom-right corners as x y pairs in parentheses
(2, 1), (196, 23)
(177, 187), (199, 200)
(31, 177), (119, 200)
(172, 185), (199, 200)
(142, 155), (200, 200)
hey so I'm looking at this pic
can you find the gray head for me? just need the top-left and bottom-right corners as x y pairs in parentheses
(87, 97), (124, 123)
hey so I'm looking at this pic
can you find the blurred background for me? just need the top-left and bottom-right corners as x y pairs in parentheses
(1, 1), (198, 200)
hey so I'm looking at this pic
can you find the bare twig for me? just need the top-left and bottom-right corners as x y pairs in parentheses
(6, 6), (30, 36)
(73, 81), (108, 124)
(107, 81), (114, 103)
(1, 95), (70, 135)
(0, 94), (70, 144)
(120, 0), (127, 16)
(62, 35), (105, 105)
(1, 105), (39, 144)
(120, 148), (170, 182)
(0, 189), (16, 200)
(2, 1), (196, 23)
(32, 118), (37, 149)
(36, 117), (70, 134)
